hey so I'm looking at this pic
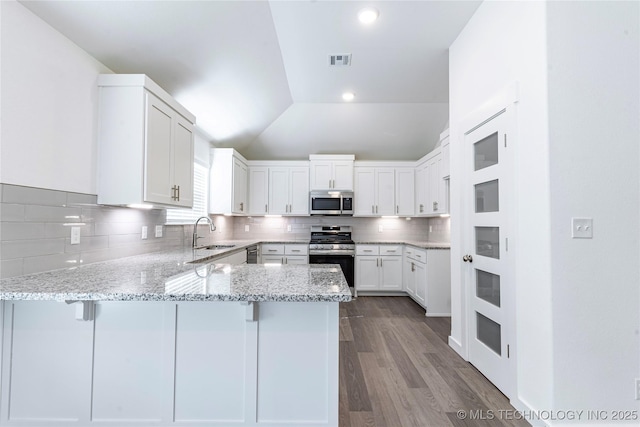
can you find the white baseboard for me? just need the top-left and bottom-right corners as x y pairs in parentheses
(448, 335), (466, 359)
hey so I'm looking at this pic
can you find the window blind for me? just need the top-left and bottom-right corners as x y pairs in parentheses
(165, 162), (208, 224)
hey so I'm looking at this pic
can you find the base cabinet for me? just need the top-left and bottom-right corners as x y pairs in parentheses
(0, 300), (339, 426)
(260, 244), (308, 264)
(403, 247), (451, 316)
(355, 245), (403, 293)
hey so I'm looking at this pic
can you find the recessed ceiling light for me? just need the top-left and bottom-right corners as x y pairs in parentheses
(358, 7), (379, 25)
(342, 92), (355, 102)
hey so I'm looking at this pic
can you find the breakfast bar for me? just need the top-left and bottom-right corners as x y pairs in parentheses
(0, 249), (351, 427)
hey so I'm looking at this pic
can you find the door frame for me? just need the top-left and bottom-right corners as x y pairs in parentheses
(455, 82), (519, 399)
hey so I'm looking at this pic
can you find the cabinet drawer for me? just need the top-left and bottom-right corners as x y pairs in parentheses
(379, 245), (402, 256)
(356, 245), (379, 256)
(406, 247), (427, 263)
(261, 244), (285, 255)
(285, 244), (308, 256)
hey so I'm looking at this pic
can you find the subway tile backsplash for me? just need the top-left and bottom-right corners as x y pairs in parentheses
(0, 183), (450, 278)
(0, 184), (182, 278)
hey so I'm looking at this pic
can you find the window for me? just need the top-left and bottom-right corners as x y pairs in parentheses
(165, 162), (208, 224)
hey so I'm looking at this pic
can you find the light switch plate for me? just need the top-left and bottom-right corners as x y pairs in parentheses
(155, 225), (163, 238)
(378, 225), (384, 233)
(245, 225), (250, 232)
(571, 218), (593, 239)
(70, 227), (81, 245)
(287, 225), (292, 232)
(141, 226), (148, 239)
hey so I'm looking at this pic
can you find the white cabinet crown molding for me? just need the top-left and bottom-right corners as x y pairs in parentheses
(98, 74), (195, 124)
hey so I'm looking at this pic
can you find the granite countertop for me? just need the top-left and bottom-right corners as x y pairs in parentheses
(0, 244), (350, 303)
(0, 237), (450, 302)
(355, 240), (451, 250)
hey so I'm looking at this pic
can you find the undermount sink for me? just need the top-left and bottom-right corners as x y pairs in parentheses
(198, 244), (236, 250)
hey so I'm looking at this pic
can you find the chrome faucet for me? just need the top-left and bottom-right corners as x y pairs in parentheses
(192, 216), (216, 248)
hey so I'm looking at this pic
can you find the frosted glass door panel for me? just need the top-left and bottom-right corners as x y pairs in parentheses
(476, 269), (501, 307)
(475, 226), (500, 259)
(477, 312), (501, 356)
(475, 180), (499, 213)
(474, 132), (499, 171)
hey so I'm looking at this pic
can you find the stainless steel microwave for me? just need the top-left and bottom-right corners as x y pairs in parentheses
(309, 190), (354, 216)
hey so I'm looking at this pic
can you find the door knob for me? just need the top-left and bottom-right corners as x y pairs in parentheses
(463, 254), (473, 263)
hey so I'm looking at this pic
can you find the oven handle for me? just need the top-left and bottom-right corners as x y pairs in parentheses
(309, 251), (355, 256)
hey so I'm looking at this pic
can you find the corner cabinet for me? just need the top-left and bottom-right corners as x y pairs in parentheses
(97, 74), (195, 208)
(210, 149), (248, 215)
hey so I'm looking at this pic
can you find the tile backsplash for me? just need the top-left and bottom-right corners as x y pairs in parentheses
(0, 184), (183, 278)
(0, 183), (450, 278)
(231, 215), (450, 243)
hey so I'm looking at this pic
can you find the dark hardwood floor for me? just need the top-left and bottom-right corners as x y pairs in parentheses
(339, 296), (530, 427)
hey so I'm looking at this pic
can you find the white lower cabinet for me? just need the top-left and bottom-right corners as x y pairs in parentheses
(0, 300), (339, 426)
(260, 243), (308, 264)
(403, 247), (451, 316)
(355, 245), (403, 292)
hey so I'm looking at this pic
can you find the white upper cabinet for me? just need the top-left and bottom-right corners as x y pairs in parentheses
(415, 147), (448, 216)
(209, 148), (248, 215)
(395, 168), (415, 216)
(268, 166), (309, 215)
(309, 155), (354, 190)
(97, 74), (195, 208)
(354, 163), (414, 216)
(248, 167), (269, 215)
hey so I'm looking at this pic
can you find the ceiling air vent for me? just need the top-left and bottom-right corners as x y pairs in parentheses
(329, 54), (352, 66)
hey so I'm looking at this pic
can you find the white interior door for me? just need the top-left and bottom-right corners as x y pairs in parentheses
(463, 110), (514, 397)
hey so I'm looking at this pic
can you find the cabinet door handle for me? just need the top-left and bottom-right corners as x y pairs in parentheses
(376, 258), (379, 267)
(396, 205), (399, 214)
(240, 202), (244, 212)
(291, 250), (300, 252)
(265, 204), (268, 213)
(420, 204), (424, 213)
(268, 249), (278, 252)
(380, 258), (383, 267)
(433, 201), (438, 211)
(411, 262), (415, 272)
(376, 205), (378, 214)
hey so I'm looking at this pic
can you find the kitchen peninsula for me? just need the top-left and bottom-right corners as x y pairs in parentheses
(0, 246), (351, 427)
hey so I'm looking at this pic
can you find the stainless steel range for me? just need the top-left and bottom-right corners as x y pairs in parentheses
(308, 226), (355, 290)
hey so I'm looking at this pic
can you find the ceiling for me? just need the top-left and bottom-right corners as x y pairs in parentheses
(19, 0), (481, 160)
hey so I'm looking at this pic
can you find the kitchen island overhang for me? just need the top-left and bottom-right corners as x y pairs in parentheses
(0, 254), (351, 427)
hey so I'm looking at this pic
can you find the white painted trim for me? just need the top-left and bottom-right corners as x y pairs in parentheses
(309, 154), (355, 161)
(247, 160), (310, 168)
(448, 335), (466, 360)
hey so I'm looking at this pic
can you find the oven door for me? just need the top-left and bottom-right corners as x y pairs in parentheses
(308, 253), (355, 289)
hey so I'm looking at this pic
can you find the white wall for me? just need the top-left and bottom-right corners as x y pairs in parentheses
(449, 0), (553, 413)
(0, 0), (112, 194)
(546, 0), (640, 415)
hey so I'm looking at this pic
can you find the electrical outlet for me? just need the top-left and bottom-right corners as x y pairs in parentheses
(70, 227), (81, 245)
(245, 225), (250, 232)
(635, 378), (640, 400)
(287, 224), (292, 232)
(155, 225), (163, 238)
(378, 224), (384, 233)
(429, 225), (433, 233)
(141, 226), (148, 239)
